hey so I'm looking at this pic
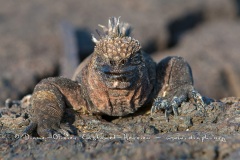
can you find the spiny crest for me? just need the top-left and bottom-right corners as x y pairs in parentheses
(93, 17), (141, 61)
(92, 17), (132, 43)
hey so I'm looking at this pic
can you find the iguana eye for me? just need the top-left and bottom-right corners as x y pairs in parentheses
(109, 60), (116, 66)
(131, 53), (141, 65)
(120, 59), (127, 65)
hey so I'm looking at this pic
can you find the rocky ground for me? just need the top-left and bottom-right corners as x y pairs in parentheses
(0, 0), (240, 159)
(0, 96), (240, 159)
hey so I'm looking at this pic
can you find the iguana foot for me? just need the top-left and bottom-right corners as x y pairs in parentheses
(151, 87), (205, 121)
(23, 121), (71, 137)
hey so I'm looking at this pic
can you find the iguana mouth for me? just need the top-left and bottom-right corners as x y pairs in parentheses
(101, 71), (136, 89)
(105, 81), (132, 89)
(99, 65), (138, 89)
(104, 72), (136, 89)
(106, 72), (134, 81)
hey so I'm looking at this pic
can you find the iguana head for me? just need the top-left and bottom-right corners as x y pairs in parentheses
(91, 17), (144, 89)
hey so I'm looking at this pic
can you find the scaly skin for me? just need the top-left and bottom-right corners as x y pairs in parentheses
(24, 17), (204, 137)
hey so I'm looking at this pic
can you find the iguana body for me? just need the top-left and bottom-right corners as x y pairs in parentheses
(25, 17), (204, 137)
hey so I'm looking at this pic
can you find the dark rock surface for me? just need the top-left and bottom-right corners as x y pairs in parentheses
(0, 97), (240, 159)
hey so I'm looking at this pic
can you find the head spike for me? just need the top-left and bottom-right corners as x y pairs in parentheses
(92, 17), (135, 44)
(117, 16), (121, 25)
(98, 24), (108, 34)
(96, 29), (105, 38)
(92, 34), (99, 44)
(108, 17), (114, 33)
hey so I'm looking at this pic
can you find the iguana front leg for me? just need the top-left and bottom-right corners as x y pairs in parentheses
(24, 77), (87, 137)
(151, 56), (204, 121)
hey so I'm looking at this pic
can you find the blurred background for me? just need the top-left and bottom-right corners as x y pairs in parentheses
(0, 0), (239, 105)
